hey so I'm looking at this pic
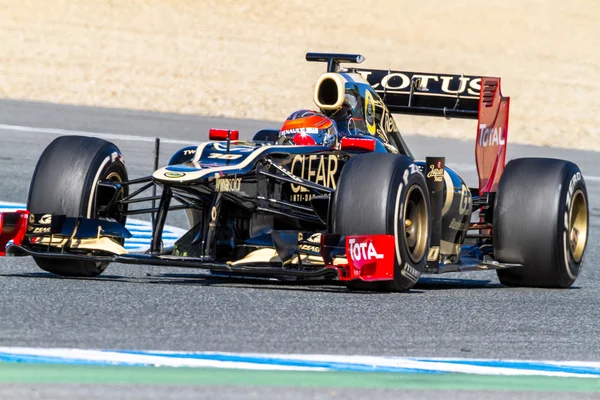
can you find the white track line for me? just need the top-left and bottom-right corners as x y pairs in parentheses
(0, 123), (196, 145)
(1, 347), (600, 377)
(0, 347), (323, 371)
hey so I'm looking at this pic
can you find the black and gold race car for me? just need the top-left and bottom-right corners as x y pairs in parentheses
(0, 53), (589, 291)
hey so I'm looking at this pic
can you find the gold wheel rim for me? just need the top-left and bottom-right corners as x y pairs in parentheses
(105, 171), (122, 182)
(568, 189), (587, 263)
(402, 185), (428, 263)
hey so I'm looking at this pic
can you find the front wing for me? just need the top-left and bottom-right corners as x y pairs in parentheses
(1, 210), (521, 282)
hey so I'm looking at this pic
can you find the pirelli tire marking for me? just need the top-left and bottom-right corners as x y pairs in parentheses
(400, 263), (420, 283)
(393, 163), (423, 283)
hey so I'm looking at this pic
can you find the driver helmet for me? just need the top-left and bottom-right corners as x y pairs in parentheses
(279, 110), (338, 147)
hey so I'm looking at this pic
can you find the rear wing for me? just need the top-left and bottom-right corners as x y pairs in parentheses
(306, 53), (510, 194)
(357, 69), (510, 194)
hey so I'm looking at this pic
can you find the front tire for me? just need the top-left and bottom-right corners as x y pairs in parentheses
(27, 136), (128, 277)
(494, 158), (588, 288)
(332, 153), (430, 292)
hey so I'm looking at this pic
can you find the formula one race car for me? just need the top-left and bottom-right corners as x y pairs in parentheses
(0, 53), (589, 291)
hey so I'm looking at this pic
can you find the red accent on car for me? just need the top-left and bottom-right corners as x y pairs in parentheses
(340, 137), (376, 152)
(292, 134), (317, 146)
(475, 77), (510, 194)
(0, 210), (30, 256)
(328, 234), (395, 281)
(209, 129), (240, 141)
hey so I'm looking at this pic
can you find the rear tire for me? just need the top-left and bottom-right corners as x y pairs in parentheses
(27, 136), (128, 277)
(332, 153), (430, 292)
(494, 158), (588, 288)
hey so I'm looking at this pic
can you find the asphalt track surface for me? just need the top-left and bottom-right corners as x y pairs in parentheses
(1, 99), (600, 398)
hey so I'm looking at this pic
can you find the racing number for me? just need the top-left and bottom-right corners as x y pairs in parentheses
(208, 153), (242, 160)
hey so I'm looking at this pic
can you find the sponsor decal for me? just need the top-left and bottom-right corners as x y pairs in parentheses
(298, 233), (321, 253)
(426, 162), (444, 182)
(458, 184), (471, 215)
(427, 246), (440, 262)
(423, 157), (444, 270)
(27, 213), (53, 234)
(348, 238), (384, 262)
(358, 71), (481, 97)
(281, 127), (319, 135)
(215, 177), (241, 192)
(29, 227), (51, 234)
(164, 171), (185, 178)
(183, 149), (196, 156)
(290, 154), (338, 202)
(400, 263), (421, 283)
(346, 234), (395, 279)
(39, 214), (52, 225)
(290, 193), (316, 203)
(364, 91), (376, 135)
(478, 124), (505, 147)
(381, 112), (397, 134)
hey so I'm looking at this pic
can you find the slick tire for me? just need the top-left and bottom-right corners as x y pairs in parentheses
(494, 158), (588, 288)
(27, 135), (128, 277)
(332, 153), (430, 292)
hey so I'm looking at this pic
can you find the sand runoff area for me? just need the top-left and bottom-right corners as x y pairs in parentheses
(0, 0), (599, 150)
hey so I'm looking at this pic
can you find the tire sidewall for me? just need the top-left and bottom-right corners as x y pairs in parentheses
(388, 164), (430, 290)
(557, 165), (588, 286)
